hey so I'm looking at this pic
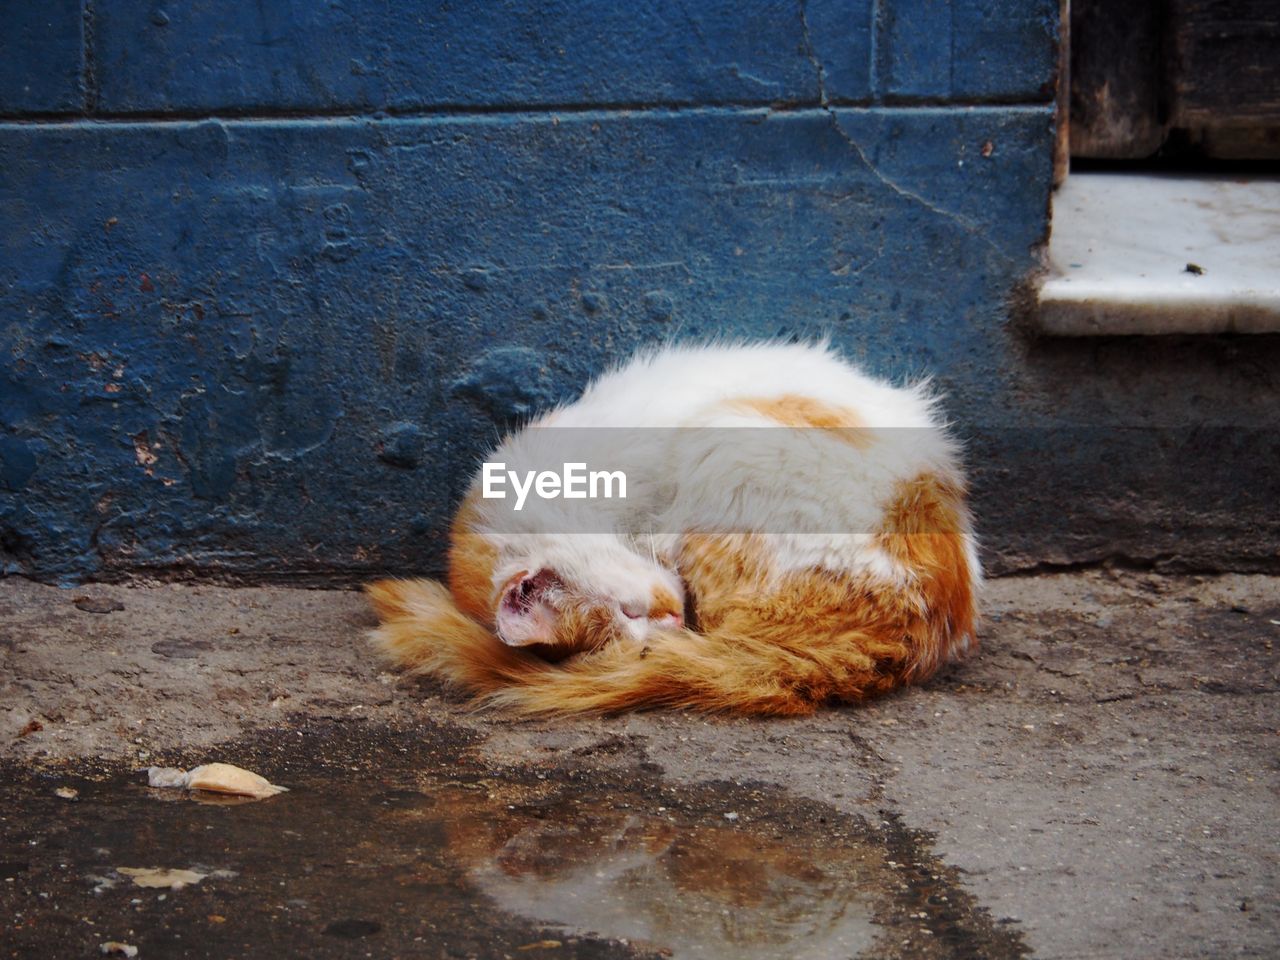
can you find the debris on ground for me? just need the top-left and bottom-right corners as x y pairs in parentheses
(74, 596), (125, 614)
(117, 867), (235, 889)
(98, 943), (138, 958)
(147, 762), (287, 800)
(117, 866), (208, 889)
(16, 718), (43, 738)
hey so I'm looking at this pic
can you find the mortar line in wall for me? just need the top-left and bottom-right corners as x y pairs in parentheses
(80, 0), (99, 114)
(0, 101), (1055, 129)
(947, 1), (957, 101)
(868, 0), (881, 97)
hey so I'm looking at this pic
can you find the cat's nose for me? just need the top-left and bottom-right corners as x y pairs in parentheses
(620, 601), (647, 620)
(652, 612), (683, 628)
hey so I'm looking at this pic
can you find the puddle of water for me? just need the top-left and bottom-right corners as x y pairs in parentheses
(440, 783), (879, 959)
(1, 721), (1025, 960)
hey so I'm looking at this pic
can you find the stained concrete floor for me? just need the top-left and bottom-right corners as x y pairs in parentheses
(1, 571), (1277, 959)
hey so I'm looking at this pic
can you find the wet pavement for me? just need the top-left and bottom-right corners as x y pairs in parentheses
(2, 571), (1278, 958)
(4, 722), (1022, 960)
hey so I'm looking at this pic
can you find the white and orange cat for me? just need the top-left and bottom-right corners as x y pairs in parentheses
(368, 341), (979, 715)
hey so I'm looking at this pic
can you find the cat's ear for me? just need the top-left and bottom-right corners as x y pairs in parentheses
(494, 569), (563, 647)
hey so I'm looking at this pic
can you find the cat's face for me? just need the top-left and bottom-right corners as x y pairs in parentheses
(491, 536), (684, 654)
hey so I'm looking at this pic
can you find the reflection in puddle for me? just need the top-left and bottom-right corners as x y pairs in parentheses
(442, 790), (878, 958)
(1, 723), (1025, 960)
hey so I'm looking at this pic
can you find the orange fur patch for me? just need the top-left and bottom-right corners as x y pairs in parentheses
(649, 586), (684, 620)
(366, 577), (553, 688)
(676, 532), (770, 631)
(875, 473), (977, 680)
(548, 600), (624, 654)
(448, 490), (499, 623)
(663, 532), (924, 711)
(727, 394), (872, 448)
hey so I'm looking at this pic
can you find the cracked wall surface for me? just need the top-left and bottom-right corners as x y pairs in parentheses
(2, 2), (1274, 583)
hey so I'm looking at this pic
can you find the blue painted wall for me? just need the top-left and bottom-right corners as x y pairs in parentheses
(3, 2), (1273, 582)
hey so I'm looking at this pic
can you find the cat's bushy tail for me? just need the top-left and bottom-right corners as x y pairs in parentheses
(366, 575), (962, 717)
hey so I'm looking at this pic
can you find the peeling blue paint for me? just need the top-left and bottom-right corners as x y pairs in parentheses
(452, 347), (577, 429)
(377, 423), (428, 471)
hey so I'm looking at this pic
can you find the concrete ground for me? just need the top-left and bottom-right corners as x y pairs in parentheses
(2, 571), (1277, 959)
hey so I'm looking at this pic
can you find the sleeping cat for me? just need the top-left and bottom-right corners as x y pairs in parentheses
(368, 341), (979, 715)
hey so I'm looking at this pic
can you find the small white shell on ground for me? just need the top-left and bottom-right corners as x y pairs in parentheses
(146, 762), (287, 799)
(186, 763), (288, 798)
(115, 867), (237, 890)
(98, 943), (138, 957)
(117, 867), (208, 889)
